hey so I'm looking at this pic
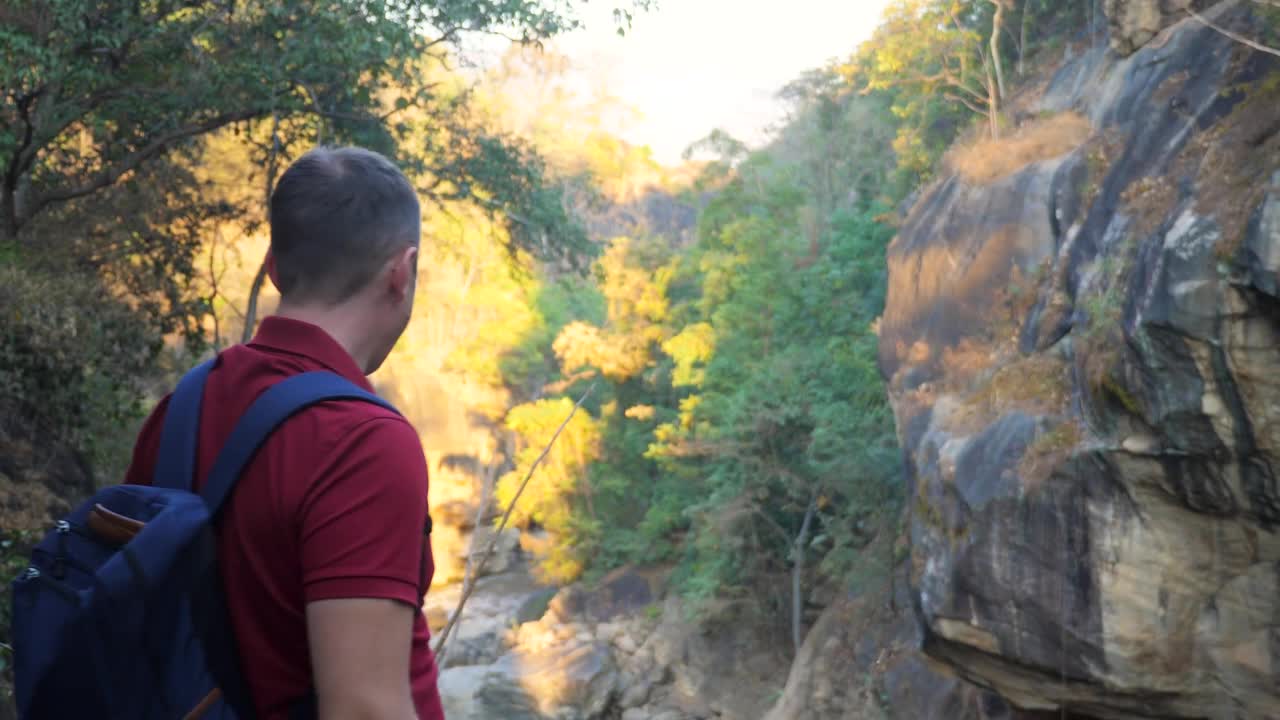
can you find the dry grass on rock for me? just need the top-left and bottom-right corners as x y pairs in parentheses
(946, 112), (1093, 185)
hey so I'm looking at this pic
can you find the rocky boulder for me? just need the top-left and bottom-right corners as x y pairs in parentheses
(469, 526), (523, 577)
(1103, 0), (1212, 55)
(879, 2), (1280, 717)
(765, 567), (1055, 720)
(439, 637), (618, 720)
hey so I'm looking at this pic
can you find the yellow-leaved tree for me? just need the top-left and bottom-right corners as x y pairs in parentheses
(495, 397), (603, 583)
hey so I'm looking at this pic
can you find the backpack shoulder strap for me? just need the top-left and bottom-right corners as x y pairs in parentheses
(200, 371), (400, 517)
(154, 358), (217, 490)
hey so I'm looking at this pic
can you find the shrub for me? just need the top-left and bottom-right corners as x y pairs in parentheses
(0, 263), (157, 494)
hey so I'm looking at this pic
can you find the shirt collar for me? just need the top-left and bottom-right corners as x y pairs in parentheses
(249, 316), (374, 392)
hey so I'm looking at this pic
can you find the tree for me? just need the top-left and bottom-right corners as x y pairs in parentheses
(1, 1), (645, 332)
(851, 0), (1005, 166)
(496, 396), (603, 582)
(774, 68), (898, 217)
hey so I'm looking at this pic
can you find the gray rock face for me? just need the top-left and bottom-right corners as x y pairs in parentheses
(879, 3), (1280, 718)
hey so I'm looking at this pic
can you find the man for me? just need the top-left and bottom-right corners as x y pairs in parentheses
(124, 146), (443, 719)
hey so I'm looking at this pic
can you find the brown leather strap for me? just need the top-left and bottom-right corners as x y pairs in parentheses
(86, 503), (146, 547)
(183, 688), (223, 720)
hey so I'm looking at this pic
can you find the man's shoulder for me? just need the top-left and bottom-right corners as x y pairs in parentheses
(215, 345), (413, 439)
(334, 409), (423, 459)
(307, 400), (425, 479)
(314, 396), (416, 441)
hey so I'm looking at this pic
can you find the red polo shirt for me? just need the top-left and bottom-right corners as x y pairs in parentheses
(124, 316), (443, 720)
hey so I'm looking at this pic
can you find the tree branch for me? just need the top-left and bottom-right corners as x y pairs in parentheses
(946, 92), (990, 116)
(752, 506), (794, 546)
(423, 26), (462, 50)
(241, 111), (283, 343)
(791, 492), (819, 655)
(1187, 7), (1280, 58)
(433, 382), (598, 664)
(26, 108), (267, 224)
(3, 90), (39, 237)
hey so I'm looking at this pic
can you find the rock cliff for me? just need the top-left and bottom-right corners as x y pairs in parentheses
(877, 1), (1280, 718)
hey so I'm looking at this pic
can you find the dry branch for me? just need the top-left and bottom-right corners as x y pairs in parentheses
(1187, 7), (1280, 58)
(431, 381), (598, 663)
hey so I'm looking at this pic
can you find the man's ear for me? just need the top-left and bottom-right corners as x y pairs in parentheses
(265, 250), (281, 293)
(387, 246), (418, 301)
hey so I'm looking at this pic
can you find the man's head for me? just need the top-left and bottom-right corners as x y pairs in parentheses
(268, 146), (421, 373)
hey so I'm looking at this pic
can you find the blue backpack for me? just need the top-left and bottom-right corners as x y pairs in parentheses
(11, 358), (398, 719)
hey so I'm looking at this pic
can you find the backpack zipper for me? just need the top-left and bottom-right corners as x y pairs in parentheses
(52, 520), (71, 579)
(16, 566), (78, 603)
(31, 547), (96, 578)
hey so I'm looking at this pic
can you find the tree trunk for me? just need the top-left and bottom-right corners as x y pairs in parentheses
(209, 230), (223, 352)
(1018, 0), (1030, 75)
(988, 68), (1001, 139)
(990, 0), (1008, 101)
(241, 258), (270, 343)
(240, 113), (283, 343)
(791, 494), (819, 655)
(981, 45), (1001, 139)
(1, 189), (16, 242)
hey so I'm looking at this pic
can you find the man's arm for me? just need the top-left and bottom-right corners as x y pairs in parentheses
(299, 415), (432, 720)
(307, 598), (419, 720)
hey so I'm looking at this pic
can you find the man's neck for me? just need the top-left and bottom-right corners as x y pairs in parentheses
(273, 301), (375, 375)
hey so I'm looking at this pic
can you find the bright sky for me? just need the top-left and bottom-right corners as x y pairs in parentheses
(470, 0), (894, 165)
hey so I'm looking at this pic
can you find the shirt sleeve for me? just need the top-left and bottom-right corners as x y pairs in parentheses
(298, 415), (431, 608)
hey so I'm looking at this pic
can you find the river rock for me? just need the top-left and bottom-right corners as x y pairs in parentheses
(470, 526), (522, 577)
(501, 641), (619, 718)
(438, 640), (617, 719)
(438, 665), (495, 719)
(440, 629), (504, 669)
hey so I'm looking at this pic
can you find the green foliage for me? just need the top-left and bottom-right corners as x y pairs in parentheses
(0, 528), (36, 704)
(496, 272), (606, 397)
(428, 129), (596, 271)
(1, 0), (605, 266)
(0, 263), (154, 484)
(492, 70), (908, 619)
(652, 203), (902, 607)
